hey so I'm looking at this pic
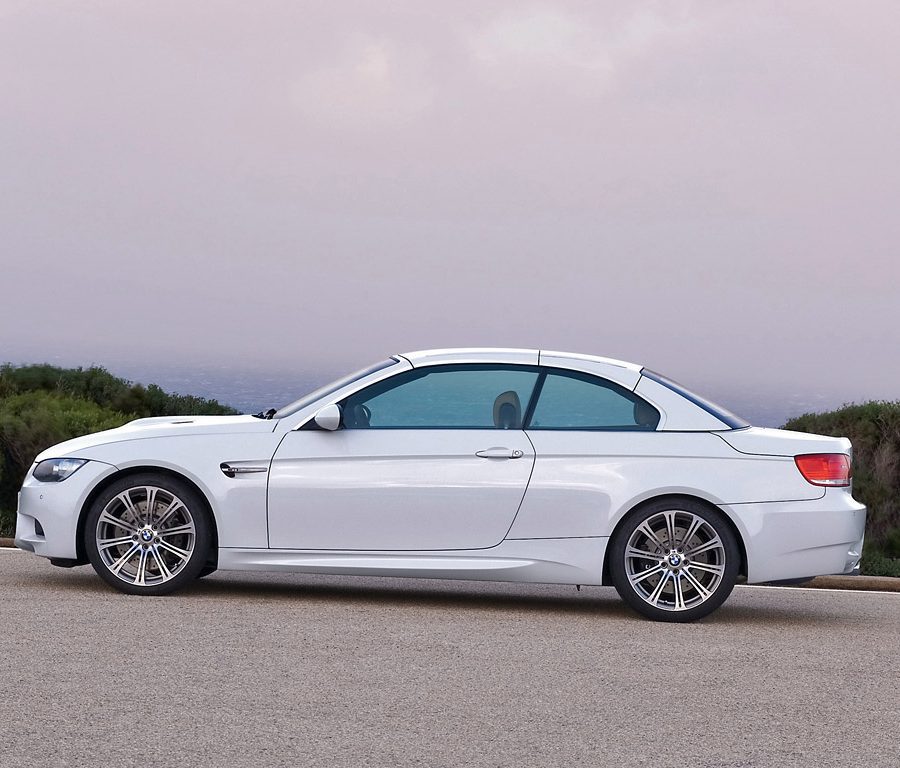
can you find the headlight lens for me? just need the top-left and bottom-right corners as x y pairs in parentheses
(33, 458), (88, 482)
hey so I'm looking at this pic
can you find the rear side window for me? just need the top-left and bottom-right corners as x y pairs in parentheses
(527, 370), (659, 431)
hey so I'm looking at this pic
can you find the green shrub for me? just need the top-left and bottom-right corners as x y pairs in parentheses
(0, 392), (132, 535)
(0, 363), (239, 536)
(785, 401), (900, 577)
(859, 548), (900, 578)
(0, 363), (236, 417)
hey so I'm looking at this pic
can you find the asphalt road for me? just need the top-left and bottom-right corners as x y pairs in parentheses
(1, 549), (897, 768)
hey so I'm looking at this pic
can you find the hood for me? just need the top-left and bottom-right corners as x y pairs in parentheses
(716, 426), (852, 458)
(34, 414), (276, 463)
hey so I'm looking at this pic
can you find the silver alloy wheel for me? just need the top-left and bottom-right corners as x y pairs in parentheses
(95, 485), (196, 587)
(624, 509), (727, 612)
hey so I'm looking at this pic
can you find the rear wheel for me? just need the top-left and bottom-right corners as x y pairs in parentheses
(85, 473), (212, 595)
(609, 499), (740, 622)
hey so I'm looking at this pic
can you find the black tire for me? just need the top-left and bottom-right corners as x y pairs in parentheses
(84, 473), (212, 596)
(609, 498), (740, 622)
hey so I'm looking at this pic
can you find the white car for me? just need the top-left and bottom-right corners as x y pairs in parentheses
(15, 348), (865, 621)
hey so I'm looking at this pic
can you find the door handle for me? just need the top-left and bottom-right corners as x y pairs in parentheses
(475, 447), (524, 459)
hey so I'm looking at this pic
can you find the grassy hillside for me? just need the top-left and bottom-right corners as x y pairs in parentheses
(0, 364), (236, 535)
(784, 402), (900, 577)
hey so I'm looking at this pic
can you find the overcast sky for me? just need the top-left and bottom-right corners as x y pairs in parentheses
(1, 1), (898, 407)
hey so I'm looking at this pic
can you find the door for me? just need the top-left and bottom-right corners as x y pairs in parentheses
(267, 365), (540, 551)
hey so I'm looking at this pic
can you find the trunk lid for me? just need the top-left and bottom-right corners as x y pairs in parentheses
(717, 427), (852, 458)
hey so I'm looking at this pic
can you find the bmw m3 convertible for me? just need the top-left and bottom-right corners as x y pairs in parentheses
(15, 348), (866, 621)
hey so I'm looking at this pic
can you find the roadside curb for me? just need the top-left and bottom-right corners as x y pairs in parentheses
(2, 535), (898, 591)
(794, 575), (900, 593)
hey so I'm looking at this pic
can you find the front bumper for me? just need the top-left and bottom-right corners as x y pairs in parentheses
(722, 489), (866, 584)
(15, 459), (118, 560)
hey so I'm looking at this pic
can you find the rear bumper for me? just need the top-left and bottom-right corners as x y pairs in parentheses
(15, 460), (118, 560)
(722, 490), (866, 584)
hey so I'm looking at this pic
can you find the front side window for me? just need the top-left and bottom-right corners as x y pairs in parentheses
(341, 365), (540, 429)
(528, 370), (659, 430)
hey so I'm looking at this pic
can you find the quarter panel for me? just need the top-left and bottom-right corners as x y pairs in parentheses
(509, 431), (824, 539)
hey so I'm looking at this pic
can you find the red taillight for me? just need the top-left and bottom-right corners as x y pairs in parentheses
(794, 453), (852, 486)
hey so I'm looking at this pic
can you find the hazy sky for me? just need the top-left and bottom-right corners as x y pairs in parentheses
(1, 1), (898, 405)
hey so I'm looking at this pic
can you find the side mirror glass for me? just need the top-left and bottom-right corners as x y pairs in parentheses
(313, 403), (342, 431)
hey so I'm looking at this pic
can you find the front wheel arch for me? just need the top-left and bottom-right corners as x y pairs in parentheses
(76, 466), (219, 570)
(601, 493), (747, 586)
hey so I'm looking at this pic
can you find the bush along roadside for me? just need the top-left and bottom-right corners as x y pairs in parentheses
(785, 401), (900, 578)
(0, 363), (237, 536)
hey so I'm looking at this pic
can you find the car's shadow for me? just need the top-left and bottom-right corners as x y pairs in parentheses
(17, 562), (855, 627)
(182, 572), (848, 627)
(188, 571), (637, 617)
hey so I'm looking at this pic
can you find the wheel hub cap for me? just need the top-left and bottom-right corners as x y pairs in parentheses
(623, 509), (727, 612)
(95, 485), (196, 587)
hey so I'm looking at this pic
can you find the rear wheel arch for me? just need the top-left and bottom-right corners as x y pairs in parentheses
(602, 493), (747, 586)
(76, 465), (219, 569)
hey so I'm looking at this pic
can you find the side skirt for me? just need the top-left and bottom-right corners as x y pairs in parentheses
(217, 537), (607, 586)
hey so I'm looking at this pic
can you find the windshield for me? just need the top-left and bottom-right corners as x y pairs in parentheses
(641, 369), (750, 429)
(272, 357), (401, 419)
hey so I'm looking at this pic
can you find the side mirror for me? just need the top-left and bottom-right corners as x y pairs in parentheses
(313, 403), (342, 431)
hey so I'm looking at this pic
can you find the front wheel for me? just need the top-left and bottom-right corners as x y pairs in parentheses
(609, 499), (740, 622)
(85, 473), (212, 595)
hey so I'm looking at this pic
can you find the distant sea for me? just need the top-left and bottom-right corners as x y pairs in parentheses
(114, 362), (332, 419)
(106, 362), (843, 429)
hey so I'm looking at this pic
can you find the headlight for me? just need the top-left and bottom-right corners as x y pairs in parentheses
(33, 458), (88, 482)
